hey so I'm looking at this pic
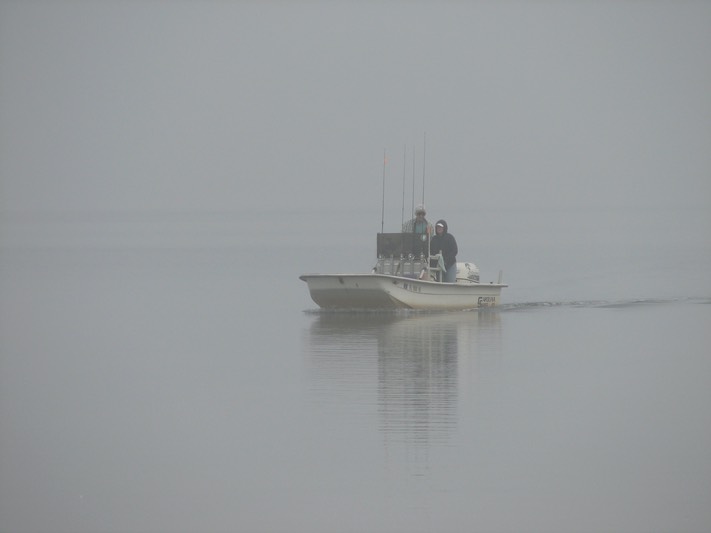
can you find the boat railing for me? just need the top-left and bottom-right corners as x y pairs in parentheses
(373, 252), (450, 283)
(427, 253), (445, 282)
(375, 232), (453, 282)
(375, 255), (428, 277)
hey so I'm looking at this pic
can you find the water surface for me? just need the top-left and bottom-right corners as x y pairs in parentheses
(1, 206), (710, 532)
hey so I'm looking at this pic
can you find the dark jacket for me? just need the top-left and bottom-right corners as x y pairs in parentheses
(429, 219), (458, 269)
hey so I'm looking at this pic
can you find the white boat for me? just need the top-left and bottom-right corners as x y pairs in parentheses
(300, 232), (507, 310)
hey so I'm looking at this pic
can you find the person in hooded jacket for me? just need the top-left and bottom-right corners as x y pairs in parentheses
(429, 219), (458, 282)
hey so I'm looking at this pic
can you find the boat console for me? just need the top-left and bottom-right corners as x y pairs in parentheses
(375, 233), (429, 278)
(374, 232), (480, 283)
(376, 232), (429, 258)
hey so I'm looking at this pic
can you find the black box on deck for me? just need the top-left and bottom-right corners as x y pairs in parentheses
(377, 233), (428, 258)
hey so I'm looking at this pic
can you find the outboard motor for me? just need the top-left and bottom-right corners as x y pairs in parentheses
(456, 262), (480, 283)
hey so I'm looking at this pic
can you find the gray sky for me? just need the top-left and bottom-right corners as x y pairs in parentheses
(1, 0), (709, 213)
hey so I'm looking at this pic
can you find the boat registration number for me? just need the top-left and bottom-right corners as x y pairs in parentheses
(478, 296), (496, 306)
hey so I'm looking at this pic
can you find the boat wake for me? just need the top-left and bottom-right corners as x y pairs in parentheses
(304, 297), (711, 315)
(500, 296), (711, 311)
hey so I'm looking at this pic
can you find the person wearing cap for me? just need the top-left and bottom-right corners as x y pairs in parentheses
(430, 219), (458, 282)
(402, 204), (434, 236)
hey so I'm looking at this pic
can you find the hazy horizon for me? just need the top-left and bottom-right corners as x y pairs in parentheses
(1, 1), (710, 217)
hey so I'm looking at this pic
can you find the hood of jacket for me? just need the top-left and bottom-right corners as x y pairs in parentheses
(435, 219), (448, 233)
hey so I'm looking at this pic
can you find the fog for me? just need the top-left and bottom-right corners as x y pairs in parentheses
(2, 4), (711, 532)
(1, 1), (710, 215)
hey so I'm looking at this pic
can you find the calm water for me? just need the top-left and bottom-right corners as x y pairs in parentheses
(1, 206), (710, 532)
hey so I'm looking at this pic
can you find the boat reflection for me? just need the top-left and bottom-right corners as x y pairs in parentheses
(304, 310), (502, 446)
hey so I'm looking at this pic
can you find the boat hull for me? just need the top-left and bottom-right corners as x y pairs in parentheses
(299, 273), (506, 310)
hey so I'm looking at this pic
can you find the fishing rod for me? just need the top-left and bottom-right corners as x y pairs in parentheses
(401, 145), (406, 229)
(381, 149), (386, 233)
(411, 145), (415, 218)
(381, 135), (427, 232)
(422, 132), (426, 205)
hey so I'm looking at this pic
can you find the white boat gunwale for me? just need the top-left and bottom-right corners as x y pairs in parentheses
(299, 272), (507, 288)
(300, 271), (508, 310)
